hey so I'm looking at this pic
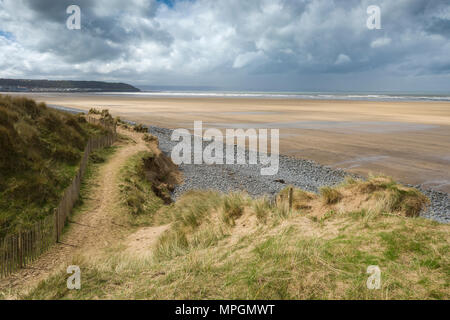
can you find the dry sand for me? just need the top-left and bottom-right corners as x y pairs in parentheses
(6, 92), (450, 193)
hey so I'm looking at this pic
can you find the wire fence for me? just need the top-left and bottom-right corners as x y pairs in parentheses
(0, 116), (116, 278)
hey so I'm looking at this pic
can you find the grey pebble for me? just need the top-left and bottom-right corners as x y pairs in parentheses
(148, 125), (449, 224)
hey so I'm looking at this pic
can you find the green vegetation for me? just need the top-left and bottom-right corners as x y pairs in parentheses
(0, 78), (140, 92)
(23, 185), (449, 300)
(13, 150), (448, 300)
(133, 124), (148, 133)
(277, 175), (430, 219)
(320, 186), (343, 205)
(118, 152), (165, 227)
(154, 191), (224, 260)
(88, 108), (101, 115)
(0, 95), (106, 235)
(115, 117), (131, 130)
(222, 192), (249, 226)
(87, 108), (115, 126)
(252, 196), (272, 222)
(351, 175), (430, 217)
(114, 117), (149, 133)
(142, 133), (158, 144)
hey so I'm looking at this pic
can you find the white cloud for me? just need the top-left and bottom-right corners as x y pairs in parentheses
(233, 51), (265, 68)
(335, 54), (351, 65)
(371, 37), (392, 48)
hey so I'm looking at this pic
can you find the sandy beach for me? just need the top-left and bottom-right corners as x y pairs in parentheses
(6, 92), (450, 193)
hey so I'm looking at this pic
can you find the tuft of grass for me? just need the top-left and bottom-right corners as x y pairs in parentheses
(142, 133), (158, 144)
(133, 124), (148, 133)
(89, 153), (106, 164)
(355, 175), (430, 217)
(320, 186), (343, 205)
(88, 108), (101, 115)
(342, 176), (358, 186)
(273, 202), (291, 219)
(252, 197), (272, 222)
(154, 230), (190, 259)
(154, 190), (223, 260)
(119, 152), (165, 225)
(276, 175), (429, 221)
(222, 192), (248, 226)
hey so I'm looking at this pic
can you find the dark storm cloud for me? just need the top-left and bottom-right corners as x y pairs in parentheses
(24, 0), (90, 22)
(5, 0), (172, 63)
(426, 17), (450, 38)
(0, 0), (449, 91)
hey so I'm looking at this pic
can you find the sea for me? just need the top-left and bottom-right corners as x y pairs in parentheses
(90, 91), (450, 102)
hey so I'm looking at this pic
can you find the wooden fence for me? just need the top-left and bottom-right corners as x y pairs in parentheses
(0, 117), (116, 278)
(86, 116), (116, 133)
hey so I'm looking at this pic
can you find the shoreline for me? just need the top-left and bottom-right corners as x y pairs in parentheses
(147, 125), (449, 224)
(44, 103), (449, 223)
(37, 95), (450, 191)
(5, 91), (450, 103)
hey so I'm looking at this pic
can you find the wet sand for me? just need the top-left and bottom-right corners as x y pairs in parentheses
(6, 92), (450, 192)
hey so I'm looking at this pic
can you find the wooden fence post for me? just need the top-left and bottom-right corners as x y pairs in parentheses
(55, 208), (59, 243)
(18, 232), (22, 268)
(288, 187), (293, 211)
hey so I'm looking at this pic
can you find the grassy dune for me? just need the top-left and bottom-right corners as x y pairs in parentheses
(0, 95), (106, 235)
(23, 152), (449, 300)
(118, 151), (165, 227)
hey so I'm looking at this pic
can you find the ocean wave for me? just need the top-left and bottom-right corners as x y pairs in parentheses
(94, 91), (450, 102)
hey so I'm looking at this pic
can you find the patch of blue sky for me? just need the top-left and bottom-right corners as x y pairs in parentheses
(156, 0), (194, 9)
(156, 0), (175, 8)
(0, 30), (14, 40)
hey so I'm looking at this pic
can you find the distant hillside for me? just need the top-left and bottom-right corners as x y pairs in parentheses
(0, 95), (107, 235)
(0, 79), (140, 92)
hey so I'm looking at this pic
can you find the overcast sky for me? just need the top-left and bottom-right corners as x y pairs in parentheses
(0, 0), (449, 92)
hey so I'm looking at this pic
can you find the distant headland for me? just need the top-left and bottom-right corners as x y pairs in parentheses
(0, 78), (140, 92)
